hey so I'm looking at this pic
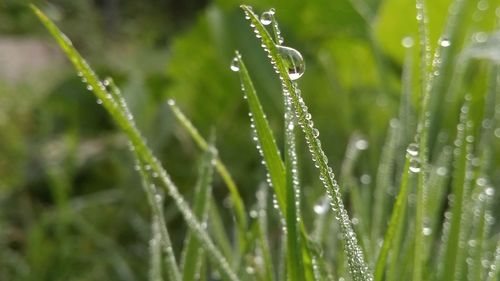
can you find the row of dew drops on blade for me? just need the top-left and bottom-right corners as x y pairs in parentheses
(232, 7), (372, 280)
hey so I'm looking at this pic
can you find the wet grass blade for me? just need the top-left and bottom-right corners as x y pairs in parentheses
(167, 100), (248, 239)
(234, 52), (311, 281)
(233, 52), (286, 210)
(240, 5), (372, 281)
(181, 143), (216, 281)
(149, 217), (164, 281)
(31, 6), (240, 281)
(440, 99), (472, 281)
(135, 154), (181, 281)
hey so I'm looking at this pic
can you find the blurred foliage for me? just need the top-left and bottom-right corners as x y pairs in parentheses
(0, 0), (499, 280)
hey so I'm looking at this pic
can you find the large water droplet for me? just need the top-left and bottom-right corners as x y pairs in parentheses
(260, 8), (275, 25)
(230, 57), (240, 72)
(276, 45), (305, 80)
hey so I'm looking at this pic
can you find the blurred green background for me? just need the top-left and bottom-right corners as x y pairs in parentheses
(0, 0), (499, 280)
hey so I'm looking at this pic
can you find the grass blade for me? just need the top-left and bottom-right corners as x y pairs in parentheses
(181, 142), (216, 281)
(240, 5), (372, 281)
(149, 217), (164, 281)
(31, 6), (240, 281)
(374, 148), (412, 281)
(233, 52), (286, 211)
(440, 99), (472, 281)
(135, 154), (181, 281)
(167, 100), (248, 239)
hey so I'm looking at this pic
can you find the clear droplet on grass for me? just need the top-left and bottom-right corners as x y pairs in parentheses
(401, 36), (414, 48)
(260, 8), (275, 25)
(439, 37), (451, 47)
(276, 45), (305, 80)
(230, 57), (240, 72)
(313, 203), (328, 214)
(355, 139), (368, 150)
(407, 143), (419, 157)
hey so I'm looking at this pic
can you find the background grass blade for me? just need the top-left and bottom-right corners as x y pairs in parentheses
(167, 100), (248, 240)
(31, 6), (240, 281)
(374, 148), (411, 281)
(181, 141), (216, 281)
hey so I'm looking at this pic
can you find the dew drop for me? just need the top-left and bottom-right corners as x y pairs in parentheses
(260, 8), (275, 25)
(423, 227), (432, 236)
(407, 143), (419, 157)
(86, 85), (93, 91)
(439, 37), (451, 47)
(401, 36), (414, 48)
(313, 203), (328, 214)
(96, 99), (103, 105)
(276, 45), (305, 80)
(312, 128), (320, 138)
(230, 57), (240, 72)
(355, 139), (368, 150)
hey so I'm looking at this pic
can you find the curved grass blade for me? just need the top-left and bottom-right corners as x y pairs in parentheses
(181, 142), (216, 281)
(240, 5), (372, 281)
(167, 100), (248, 239)
(233, 52), (286, 210)
(234, 52), (311, 281)
(31, 6), (240, 281)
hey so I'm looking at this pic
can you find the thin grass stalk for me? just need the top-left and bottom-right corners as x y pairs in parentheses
(167, 100), (248, 241)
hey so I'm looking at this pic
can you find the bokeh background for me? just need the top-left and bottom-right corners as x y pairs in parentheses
(1, 0), (499, 280)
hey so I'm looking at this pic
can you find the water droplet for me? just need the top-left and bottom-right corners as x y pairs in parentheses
(313, 203), (328, 214)
(407, 143), (419, 157)
(485, 187), (495, 196)
(439, 37), (451, 47)
(167, 99), (175, 106)
(260, 8), (275, 25)
(276, 45), (305, 80)
(423, 227), (432, 236)
(96, 99), (103, 105)
(355, 139), (368, 150)
(86, 85), (93, 91)
(230, 57), (240, 72)
(401, 36), (414, 48)
(249, 210), (258, 218)
(312, 128), (319, 138)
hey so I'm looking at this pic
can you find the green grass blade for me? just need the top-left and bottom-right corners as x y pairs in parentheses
(167, 100), (248, 238)
(240, 5), (372, 281)
(371, 121), (400, 257)
(441, 99), (472, 281)
(413, 0), (434, 279)
(255, 186), (276, 281)
(149, 217), (164, 281)
(374, 149), (412, 281)
(31, 6), (240, 281)
(181, 143), (216, 281)
(283, 89), (307, 281)
(207, 197), (234, 262)
(233, 52), (286, 212)
(135, 155), (181, 281)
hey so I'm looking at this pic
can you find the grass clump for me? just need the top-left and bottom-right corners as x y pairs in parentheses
(31, 2), (499, 281)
